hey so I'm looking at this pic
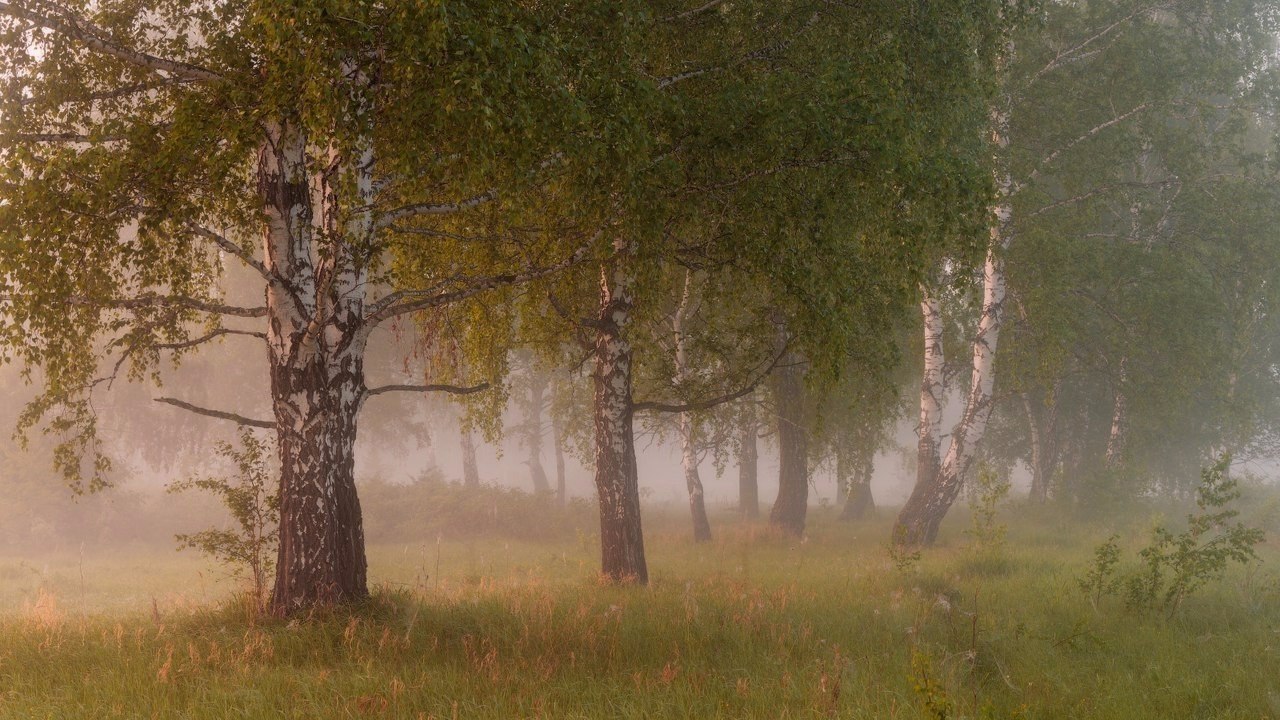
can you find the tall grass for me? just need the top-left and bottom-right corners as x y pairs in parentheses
(0, 505), (1276, 718)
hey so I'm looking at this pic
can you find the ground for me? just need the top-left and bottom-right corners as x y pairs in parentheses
(0, 505), (1276, 719)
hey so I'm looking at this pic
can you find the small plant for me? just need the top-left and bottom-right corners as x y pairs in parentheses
(1079, 455), (1265, 616)
(168, 428), (279, 614)
(1077, 534), (1122, 610)
(889, 525), (923, 573)
(964, 466), (1010, 553)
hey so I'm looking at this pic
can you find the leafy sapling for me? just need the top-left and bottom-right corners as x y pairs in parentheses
(1079, 455), (1264, 615)
(168, 429), (279, 614)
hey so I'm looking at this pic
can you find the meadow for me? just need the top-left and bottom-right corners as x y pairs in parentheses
(0, 503), (1277, 719)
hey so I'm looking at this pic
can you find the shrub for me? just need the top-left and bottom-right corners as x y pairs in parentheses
(168, 429), (278, 614)
(1078, 455), (1264, 616)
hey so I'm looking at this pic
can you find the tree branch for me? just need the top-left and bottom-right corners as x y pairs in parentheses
(1022, 103), (1151, 189)
(633, 340), (788, 414)
(663, 0), (726, 22)
(0, 1), (222, 83)
(363, 236), (595, 327)
(376, 190), (497, 228)
(364, 382), (491, 398)
(154, 397), (272, 428)
(189, 224), (272, 282)
(2, 292), (267, 318)
(153, 327), (267, 351)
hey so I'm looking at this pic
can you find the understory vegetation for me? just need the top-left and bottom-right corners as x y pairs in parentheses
(0, 504), (1276, 720)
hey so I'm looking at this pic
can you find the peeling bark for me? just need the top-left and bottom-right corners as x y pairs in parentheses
(916, 289), (945, 491)
(591, 241), (647, 583)
(261, 118), (370, 614)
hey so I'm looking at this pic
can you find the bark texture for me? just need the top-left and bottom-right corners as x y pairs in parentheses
(769, 355), (808, 536)
(591, 243), (648, 583)
(261, 119), (370, 614)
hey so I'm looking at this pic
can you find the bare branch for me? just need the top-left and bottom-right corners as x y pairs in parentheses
(657, 10), (820, 90)
(154, 397), (272, 428)
(663, 0), (726, 22)
(0, 1), (222, 82)
(633, 340), (789, 414)
(154, 327), (267, 351)
(1024, 2), (1166, 89)
(2, 292), (267, 317)
(1022, 103), (1151, 189)
(364, 382), (491, 398)
(376, 190), (497, 228)
(6, 132), (123, 143)
(189, 224), (271, 282)
(364, 236), (595, 327)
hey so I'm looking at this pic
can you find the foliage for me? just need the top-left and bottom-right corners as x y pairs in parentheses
(168, 429), (278, 614)
(1077, 534), (1123, 611)
(1079, 455), (1265, 615)
(964, 466), (1011, 553)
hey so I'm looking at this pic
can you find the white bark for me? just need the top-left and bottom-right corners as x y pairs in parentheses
(917, 287), (945, 482)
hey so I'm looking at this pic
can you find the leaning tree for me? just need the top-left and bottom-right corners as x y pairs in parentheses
(0, 0), (634, 613)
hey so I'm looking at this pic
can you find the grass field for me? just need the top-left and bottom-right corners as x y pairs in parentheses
(0, 504), (1277, 719)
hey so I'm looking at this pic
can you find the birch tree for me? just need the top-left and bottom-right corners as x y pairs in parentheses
(895, 0), (1280, 542)
(0, 0), (632, 612)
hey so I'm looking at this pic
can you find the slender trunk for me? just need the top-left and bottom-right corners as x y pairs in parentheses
(261, 119), (370, 614)
(673, 270), (711, 542)
(460, 425), (480, 488)
(527, 377), (551, 495)
(552, 415), (567, 508)
(841, 452), (876, 521)
(835, 452), (848, 505)
(592, 241), (647, 583)
(738, 402), (759, 520)
(1021, 392), (1047, 502)
(895, 101), (1012, 546)
(1104, 357), (1128, 469)
(770, 353), (808, 536)
(916, 289), (945, 492)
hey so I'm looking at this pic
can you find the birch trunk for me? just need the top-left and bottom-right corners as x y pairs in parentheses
(894, 104), (1013, 546)
(769, 353), (808, 536)
(738, 401), (759, 520)
(1104, 357), (1128, 469)
(916, 289), (946, 493)
(673, 270), (711, 542)
(261, 119), (370, 614)
(591, 241), (647, 583)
